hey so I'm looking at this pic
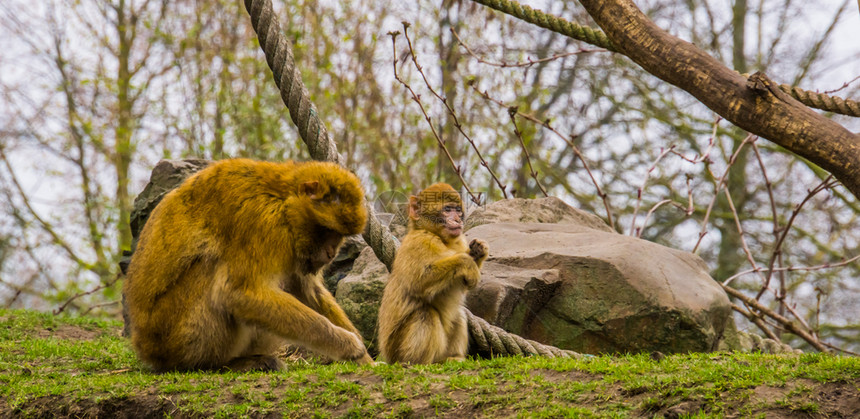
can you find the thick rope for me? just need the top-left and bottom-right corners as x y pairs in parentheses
(778, 84), (860, 117)
(467, 311), (582, 358)
(243, 0), (578, 358)
(469, 0), (860, 118)
(242, 0), (398, 271)
(468, 0), (616, 52)
(244, 0), (340, 164)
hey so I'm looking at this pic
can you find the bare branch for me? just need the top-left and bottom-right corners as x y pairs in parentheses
(630, 146), (675, 236)
(54, 274), (121, 315)
(388, 28), (480, 204)
(722, 254), (860, 286)
(755, 176), (839, 300)
(399, 23), (509, 199)
(450, 27), (605, 69)
(507, 107), (548, 197)
(0, 148), (89, 269)
(693, 133), (756, 252)
(723, 284), (829, 352)
(467, 81), (615, 229)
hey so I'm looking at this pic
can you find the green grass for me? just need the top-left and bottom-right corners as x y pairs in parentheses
(1, 308), (858, 418)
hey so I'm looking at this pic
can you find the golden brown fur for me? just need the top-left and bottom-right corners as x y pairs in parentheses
(378, 183), (488, 364)
(123, 158), (372, 371)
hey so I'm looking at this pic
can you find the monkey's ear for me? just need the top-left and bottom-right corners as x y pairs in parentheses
(408, 195), (421, 220)
(300, 181), (321, 199)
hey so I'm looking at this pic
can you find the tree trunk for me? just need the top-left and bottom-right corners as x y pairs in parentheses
(578, 0), (860, 198)
(115, 0), (133, 253)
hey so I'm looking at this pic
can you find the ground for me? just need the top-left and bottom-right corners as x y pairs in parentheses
(1, 310), (859, 418)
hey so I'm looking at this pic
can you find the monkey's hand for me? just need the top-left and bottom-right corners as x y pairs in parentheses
(468, 239), (489, 264)
(351, 331), (375, 365)
(459, 258), (482, 289)
(343, 330), (375, 365)
(462, 269), (480, 289)
(355, 352), (375, 366)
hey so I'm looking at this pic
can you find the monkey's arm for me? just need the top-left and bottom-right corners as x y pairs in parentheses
(308, 283), (374, 364)
(300, 273), (363, 337)
(220, 276), (370, 363)
(414, 253), (479, 300)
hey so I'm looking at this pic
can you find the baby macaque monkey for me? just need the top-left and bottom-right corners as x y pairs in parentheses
(123, 158), (373, 371)
(378, 183), (488, 364)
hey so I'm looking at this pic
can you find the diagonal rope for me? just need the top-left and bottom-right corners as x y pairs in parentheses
(468, 0), (860, 118)
(243, 0), (580, 359)
(242, 0), (398, 272)
(467, 0), (617, 51)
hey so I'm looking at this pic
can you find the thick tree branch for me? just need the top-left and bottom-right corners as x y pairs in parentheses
(577, 0), (860, 198)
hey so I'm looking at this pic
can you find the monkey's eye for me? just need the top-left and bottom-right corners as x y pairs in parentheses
(443, 205), (463, 216)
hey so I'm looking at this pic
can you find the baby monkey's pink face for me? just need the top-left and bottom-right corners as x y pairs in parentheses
(408, 183), (465, 244)
(438, 203), (464, 240)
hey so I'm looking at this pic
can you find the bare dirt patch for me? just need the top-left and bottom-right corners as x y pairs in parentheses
(532, 367), (602, 383)
(9, 394), (179, 419)
(34, 324), (102, 341)
(813, 381), (860, 416)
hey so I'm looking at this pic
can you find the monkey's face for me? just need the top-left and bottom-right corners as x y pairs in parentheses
(409, 183), (464, 243)
(297, 168), (368, 237)
(305, 228), (346, 273)
(434, 203), (464, 241)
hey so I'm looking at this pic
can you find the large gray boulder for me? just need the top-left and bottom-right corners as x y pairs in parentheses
(465, 196), (615, 233)
(120, 159), (211, 275)
(335, 247), (389, 353)
(465, 222), (732, 354)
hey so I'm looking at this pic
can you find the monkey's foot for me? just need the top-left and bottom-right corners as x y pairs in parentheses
(223, 354), (285, 372)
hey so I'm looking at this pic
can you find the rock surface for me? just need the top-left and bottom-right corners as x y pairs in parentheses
(465, 222), (731, 354)
(465, 196), (614, 233)
(335, 247), (389, 352)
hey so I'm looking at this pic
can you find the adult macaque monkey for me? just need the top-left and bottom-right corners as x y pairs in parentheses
(124, 159), (373, 371)
(378, 183), (488, 364)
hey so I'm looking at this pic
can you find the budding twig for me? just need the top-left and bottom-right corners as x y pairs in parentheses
(450, 27), (605, 68)
(507, 106), (548, 197)
(398, 23), (509, 200)
(466, 80), (615, 229)
(388, 27), (480, 204)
